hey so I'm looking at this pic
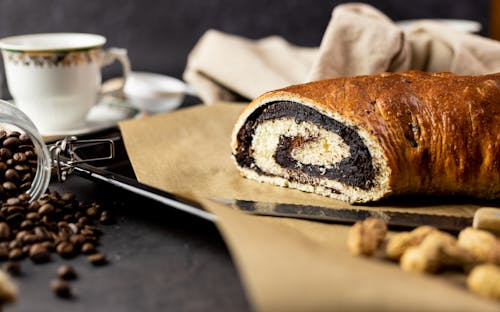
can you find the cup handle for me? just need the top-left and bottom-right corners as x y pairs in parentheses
(99, 47), (131, 97)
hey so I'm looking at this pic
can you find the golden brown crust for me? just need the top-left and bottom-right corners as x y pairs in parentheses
(232, 71), (500, 200)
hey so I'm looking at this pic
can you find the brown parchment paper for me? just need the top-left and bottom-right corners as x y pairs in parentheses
(119, 103), (498, 312)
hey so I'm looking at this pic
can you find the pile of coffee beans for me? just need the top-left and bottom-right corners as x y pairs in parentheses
(0, 191), (114, 299)
(0, 130), (115, 301)
(0, 130), (38, 200)
(0, 191), (112, 264)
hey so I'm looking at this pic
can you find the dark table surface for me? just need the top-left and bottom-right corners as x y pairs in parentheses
(5, 97), (251, 312)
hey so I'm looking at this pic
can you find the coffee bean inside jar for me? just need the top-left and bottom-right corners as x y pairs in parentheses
(0, 130), (38, 200)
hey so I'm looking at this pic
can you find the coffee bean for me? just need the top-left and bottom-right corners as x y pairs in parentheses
(14, 164), (30, 173)
(6, 212), (23, 224)
(20, 219), (33, 230)
(34, 226), (49, 240)
(41, 241), (55, 251)
(57, 264), (77, 280)
(2, 182), (17, 192)
(84, 225), (102, 236)
(77, 216), (90, 226)
(21, 173), (32, 183)
(58, 229), (70, 242)
(57, 221), (68, 228)
(8, 248), (23, 260)
(8, 240), (21, 249)
(81, 242), (95, 255)
(80, 228), (95, 237)
(61, 193), (75, 202)
(5, 169), (20, 183)
(56, 241), (74, 258)
(29, 243), (51, 263)
(7, 205), (25, 215)
(3, 261), (21, 276)
(23, 234), (40, 245)
(6, 197), (21, 206)
(26, 212), (40, 221)
(20, 182), (31, 192)
(0, 222), (10, 241)
(76, 217), (91, 228)
(68, 223), (78, 234)
(86, 207), (100, 218)
(3, 137), (20, 149)
(13, 153), (26, 163)
(24, 150), (35, 159)
(15, 230), (29, 241)
(70, 234), (87, 247)
(0, 162), (6, 174)
(28, 201), (40, 212)
(38, 203), (55, 216)
(9, 131), (20, 138)
(99, 211), (115, 225)
(87, 252), (107, 266)
(51, 279), (72, 298)
(45, 221), (57, 232)
(0, 148), (12, 161)
(19, 133), (30, 144)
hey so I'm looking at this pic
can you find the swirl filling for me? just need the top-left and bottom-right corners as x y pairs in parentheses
(234, 101), (376, 190)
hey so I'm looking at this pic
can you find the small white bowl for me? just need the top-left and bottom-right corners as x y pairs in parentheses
(124, 72), (194, 114)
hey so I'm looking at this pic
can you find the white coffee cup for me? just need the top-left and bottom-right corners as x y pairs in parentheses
(0, 33), (130, 134)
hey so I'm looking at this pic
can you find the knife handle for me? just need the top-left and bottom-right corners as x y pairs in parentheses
(473, 207), (500, 235)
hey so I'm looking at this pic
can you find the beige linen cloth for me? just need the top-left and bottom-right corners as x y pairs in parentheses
(119, 103), (499, 312)
(183, 3), (500, 103)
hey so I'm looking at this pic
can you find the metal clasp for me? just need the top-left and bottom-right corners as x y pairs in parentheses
(49, 136), (115, 182)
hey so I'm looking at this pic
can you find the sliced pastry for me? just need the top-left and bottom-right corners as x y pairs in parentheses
(231, 71), (500, 203)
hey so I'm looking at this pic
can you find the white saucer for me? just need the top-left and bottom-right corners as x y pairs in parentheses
(37, 96), (140, 137)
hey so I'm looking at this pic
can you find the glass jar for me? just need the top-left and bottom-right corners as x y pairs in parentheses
(0, 99), (51, 200)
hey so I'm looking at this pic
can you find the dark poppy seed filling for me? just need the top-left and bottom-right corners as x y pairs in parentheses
(234, 101), (376, 190)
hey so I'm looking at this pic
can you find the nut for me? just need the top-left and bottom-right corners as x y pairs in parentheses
(458, 227), (500, 265)
(400, 231), (476, 274)
(386, 226), (437, 260)
(347, 217), (387, 256)
(467, 264), (500, 300)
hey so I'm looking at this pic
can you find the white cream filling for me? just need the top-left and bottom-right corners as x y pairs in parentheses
(251, 119), (350, 177)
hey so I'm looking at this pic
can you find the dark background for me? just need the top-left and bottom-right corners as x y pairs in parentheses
(0, 0), (493, 99)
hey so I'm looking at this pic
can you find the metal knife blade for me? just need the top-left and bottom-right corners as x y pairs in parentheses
(213, 198), (474, 232)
